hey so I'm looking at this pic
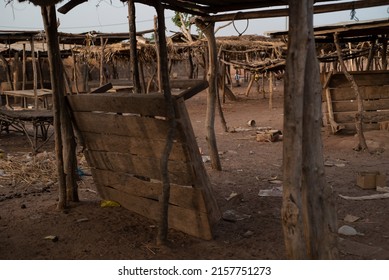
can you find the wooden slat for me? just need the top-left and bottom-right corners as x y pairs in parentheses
(174, 98), (221, 225)
(72, 111), (185, 142)
(329, 86), (389, 101)
(91, 168), (207, 212)
(85, 150), (194, 186)
(102, 186), (213, 240)
(329, 71), (389, 88)
(338, 122), (381, 132)
(67, 93), (170, 117)
(332, 98), (389, 112)
(334, 110), (389, 123)
(82, 132), (188, 161)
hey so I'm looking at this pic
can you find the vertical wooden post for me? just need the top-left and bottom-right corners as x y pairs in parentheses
(221, 63), (226, 103)
(99, 37), (105, 87)
(282, 0), (338, 259)
(37, 51), (44, 89)
(0, 54), (13, 91)
(22, 43), (26, 90)
(41, 6), (67, 208)
(41, 5), (79, 208)
(154, 16), (162, 92)
(154, 0), (176, 246)
(382, 35), (387, 70)
(334, 33), (368, 151)
(30, 37), (39, 109)
(128, 0), (141, 93)
(245, 74), (255, 97)
(72, 48), (79, 94)
(269, 71), (273, 109)
(261, 72), (265, 98)
(12, 52), (19, 91)
(365, 38), (376, 71)
(195, 18), (222, 171)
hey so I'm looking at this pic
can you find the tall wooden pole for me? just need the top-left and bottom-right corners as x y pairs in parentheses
(30, 37), (39, 109)
(154, 16), (161, 92)
(154, 0), (176, 246)
(128, 0), (141, 93)
(195, 18), (222, 171)
(382, 35), (387, 70)
(41, 5), (79, 208)
(22, 43), (26, 90)
(334, 33), (368, 151)
(282, 0), (338, 259)
(99, 37), (105, 87)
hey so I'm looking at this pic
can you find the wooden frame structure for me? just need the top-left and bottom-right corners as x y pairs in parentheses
(29, 0), (385, 257)
(323, 70), (389, 133)
(67, 83), (220, 239)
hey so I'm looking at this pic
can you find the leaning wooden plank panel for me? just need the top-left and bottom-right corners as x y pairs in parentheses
(92, 169), (207, 212)
(103, 186), (213, 240)
(85, 150), (194, 186)
(71, 111), (186, 142)
(68, 93), (169, 117)
(82, 132), (189, 161)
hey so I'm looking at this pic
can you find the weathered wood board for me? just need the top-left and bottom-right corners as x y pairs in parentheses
(322, 71), (389, 133)
(67, 90), (220, 240)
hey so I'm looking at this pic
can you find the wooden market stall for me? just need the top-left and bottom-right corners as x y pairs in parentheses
(270, 18), (389, 134)
(34, 0), (388, 258)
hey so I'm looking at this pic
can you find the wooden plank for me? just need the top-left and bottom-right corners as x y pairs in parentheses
(85, 150), (194, 186)
(91, 168), (207, 212)
(170, 79), (207, 89)
(175, 80), (208, 100)
(72, 111), (185, 142)
(67, 93), (170, 117)
(364, 86), (389, 100)
(329, 86), (389, 101)
(90, 82), (113, 93)
(329, 71), (389, 88)
(82, 132), (189, 161)
(338, 122), (381, 132)
(174, 98), (221, 225)
(102, 186), (213, 240)
(332, 98), (389, 112)
(334, 110), (389, 123)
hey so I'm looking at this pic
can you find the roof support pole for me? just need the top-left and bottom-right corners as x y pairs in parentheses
(153, 0), (176, 246)
(41, 5), (79, 207)
(281, 0), (338, 259)
(195, 18), (222, 171)
(128, 0), (142, 93)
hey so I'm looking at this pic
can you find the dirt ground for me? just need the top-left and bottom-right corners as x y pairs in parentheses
(1, 81), (389, 260)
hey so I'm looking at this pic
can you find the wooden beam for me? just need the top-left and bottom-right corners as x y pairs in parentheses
(200, 0), (389, 22)
(57, 0), (88, 14)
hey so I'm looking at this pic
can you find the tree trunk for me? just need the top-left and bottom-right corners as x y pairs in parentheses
(195, 18), (222, 171)
(281, 0), (338, 259)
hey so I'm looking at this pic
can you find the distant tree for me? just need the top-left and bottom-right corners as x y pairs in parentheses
(171, 12), (195, 42)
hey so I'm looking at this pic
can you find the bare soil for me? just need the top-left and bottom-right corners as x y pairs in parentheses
(1, 83), (389, 260)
